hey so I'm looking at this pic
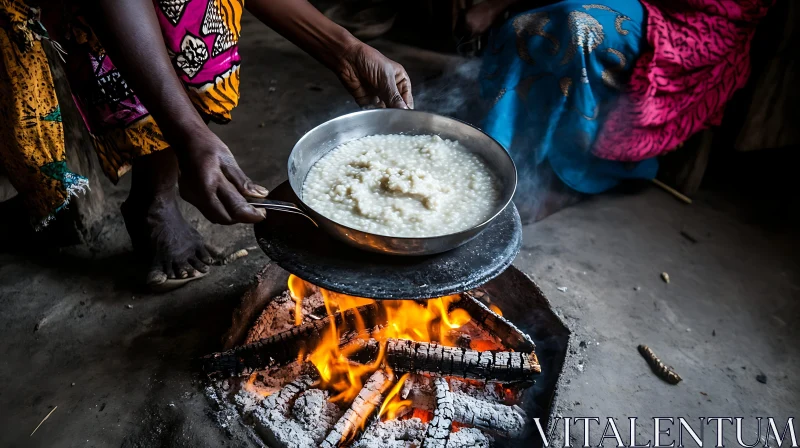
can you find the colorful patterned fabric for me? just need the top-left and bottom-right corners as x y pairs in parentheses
(154, 0), (242, 122)
(0, 0), (244, 226)
(61, 0), (244, 182)
(480, 0), (658, 195)
(593, 0), (772, 161)
(0, 0), (88, 227)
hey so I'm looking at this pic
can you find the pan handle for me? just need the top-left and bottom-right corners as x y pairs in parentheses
(249, 199), (319, 227)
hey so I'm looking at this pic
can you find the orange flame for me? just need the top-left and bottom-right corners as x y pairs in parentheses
(288, 276), (473, 409)
(288, 274), (311, 326)
(242, 373), (274, 398)
(378, 373), (412, 420)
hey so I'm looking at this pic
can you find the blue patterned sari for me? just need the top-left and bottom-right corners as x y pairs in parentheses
(480, 0), (657, 195)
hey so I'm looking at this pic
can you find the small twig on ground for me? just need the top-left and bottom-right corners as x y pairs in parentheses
(638, 345), (682, 385)
(652, 179), (692, 204)
(30, 406), (57, 436)
(679, 230), (698, 243)
(216, 249), (249, 265)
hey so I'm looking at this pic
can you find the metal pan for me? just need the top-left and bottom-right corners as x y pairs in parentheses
(251, 109), (517, 256)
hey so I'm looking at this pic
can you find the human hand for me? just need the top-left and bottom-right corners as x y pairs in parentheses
(176, 131), (269, 225)
(337, 43), (413, 109)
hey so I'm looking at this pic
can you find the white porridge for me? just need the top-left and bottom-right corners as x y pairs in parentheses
(302, 134), (501, 237)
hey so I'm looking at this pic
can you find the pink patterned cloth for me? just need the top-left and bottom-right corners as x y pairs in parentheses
(593, 0), (772, 161)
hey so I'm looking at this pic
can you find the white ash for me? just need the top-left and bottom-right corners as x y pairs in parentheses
(253, 407), (316, 448)
(353, 418), (490, 448)
(292, 389), (341, 443)
(353, 418), (427, 448)
(448, 428), (491, 448)
(234, 388), (263, 414)
(292, 388), (327, 424)
(448, 377), (505, 403)
(252, 376), (318, 448)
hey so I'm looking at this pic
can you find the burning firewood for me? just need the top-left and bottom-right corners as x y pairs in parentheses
(404, 375), (527, 438)
(200, 303), (387, 376)
(459, 292), (536, 352)
(321, 370), (394, 448)
(422, 377), (455, 448)
(350, 338), (540, 383)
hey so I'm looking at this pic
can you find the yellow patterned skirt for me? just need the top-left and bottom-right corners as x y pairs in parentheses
(0, 0), (243, 226)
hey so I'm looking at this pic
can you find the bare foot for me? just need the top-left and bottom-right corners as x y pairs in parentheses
(124, 149), (216, 291)
(122, 193), (215, 289)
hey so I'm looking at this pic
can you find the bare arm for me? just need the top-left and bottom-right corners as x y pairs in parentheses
(83, 0), (207, 147)
(246, 0), (359, 71)
(246, 0), (413, 109)
(82, 0), (268, 224)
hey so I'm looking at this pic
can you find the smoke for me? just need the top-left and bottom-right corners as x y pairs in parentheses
(412, 58), (486, 124)
(413, 57), (583, 223)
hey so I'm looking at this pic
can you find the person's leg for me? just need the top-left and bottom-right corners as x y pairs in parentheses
(479, 0), (648, 223)
(121, 147), (216, 288)
(49, 5), (232, 291)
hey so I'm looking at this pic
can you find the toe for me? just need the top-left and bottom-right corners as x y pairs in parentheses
(189, 257), (211, 274)
(197, 245), (217, 265)
(163, 263), (176, 279)
(146, 268), (168, 286)
(174, 261), (194, 279)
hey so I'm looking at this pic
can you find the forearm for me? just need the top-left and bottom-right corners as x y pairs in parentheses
(81, 0), (209, 148)
(246, 0), (360, 71)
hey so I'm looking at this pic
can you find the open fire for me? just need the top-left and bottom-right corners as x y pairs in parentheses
(203, 274), (541, 447)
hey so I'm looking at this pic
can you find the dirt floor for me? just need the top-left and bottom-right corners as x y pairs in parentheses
(1, 14), (798, 448)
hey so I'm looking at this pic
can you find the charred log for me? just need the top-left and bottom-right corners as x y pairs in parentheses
(350, 338), (540, 383)
(459, 292), (536, 353)
(321, 370), (394, 448)
(422, 377), (454, 448)
(200, 304), (386, 376)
